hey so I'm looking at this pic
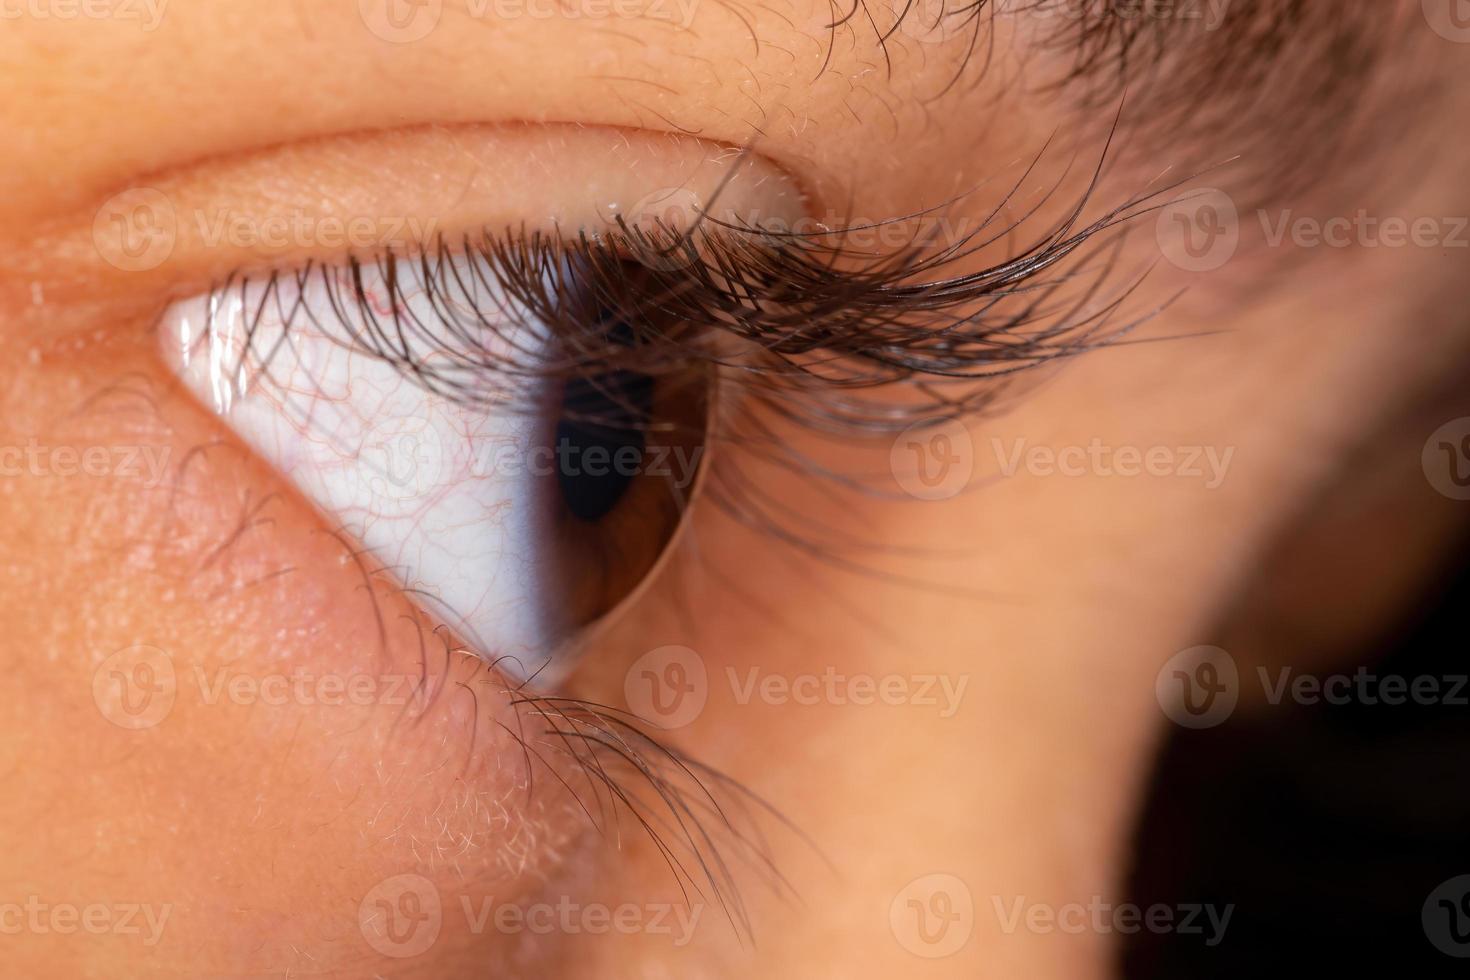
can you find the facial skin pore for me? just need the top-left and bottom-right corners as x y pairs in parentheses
(0, 1), (1467, 977)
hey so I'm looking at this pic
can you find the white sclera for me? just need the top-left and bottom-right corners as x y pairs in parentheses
(159, 258), (568, 685)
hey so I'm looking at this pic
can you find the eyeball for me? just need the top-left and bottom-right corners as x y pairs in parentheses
(159, 252), (708, 686)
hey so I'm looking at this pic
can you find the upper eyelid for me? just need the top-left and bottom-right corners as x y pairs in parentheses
(2, 2), (1198, 265)
(0, 0), (951, 222)
(1, 123), (812, 323)
(5, 6), (1243, 313)
(199, 139), (1171, 438)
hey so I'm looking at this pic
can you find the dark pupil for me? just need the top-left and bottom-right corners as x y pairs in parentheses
(554, 358), (655, 523)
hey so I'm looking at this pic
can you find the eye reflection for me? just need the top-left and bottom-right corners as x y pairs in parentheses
(158, 248), (708, 686)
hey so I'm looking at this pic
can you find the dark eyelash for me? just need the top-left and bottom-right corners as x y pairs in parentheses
(222, 134), (1176, 442)
(499, 688), (808, 940)
(211, 133), (1188, 598)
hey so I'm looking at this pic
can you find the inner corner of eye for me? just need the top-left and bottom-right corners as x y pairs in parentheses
(155, 247), (710, 689)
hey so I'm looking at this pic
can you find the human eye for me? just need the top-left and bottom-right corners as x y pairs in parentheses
(10, 2), (1463, 977)
(157, 232), (718, 687)
(145, 117), (1164, 688)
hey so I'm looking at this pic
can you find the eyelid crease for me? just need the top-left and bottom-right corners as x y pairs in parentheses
(2, 122), (815, 320)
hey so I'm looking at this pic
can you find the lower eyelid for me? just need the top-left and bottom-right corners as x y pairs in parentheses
(91, 362), (603, 916)
(14, 304), (773, 964)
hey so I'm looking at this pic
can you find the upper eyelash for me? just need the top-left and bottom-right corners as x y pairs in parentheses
(212, 136), (1181, 443)
(198, 136), (1191, 603)
(187, 126), (1214, 628)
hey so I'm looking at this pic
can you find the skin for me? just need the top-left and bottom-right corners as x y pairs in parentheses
(1, 1), (1468, 976)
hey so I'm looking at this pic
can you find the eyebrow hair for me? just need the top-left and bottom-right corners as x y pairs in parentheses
(876, 0), (1420, 201)
(993, 1), (1417, 201)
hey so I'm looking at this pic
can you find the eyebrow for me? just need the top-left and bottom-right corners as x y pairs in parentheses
(845, 0), (1401, 194)
(942, 0), (1383, 91)
(994, 0), (1410, 198)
